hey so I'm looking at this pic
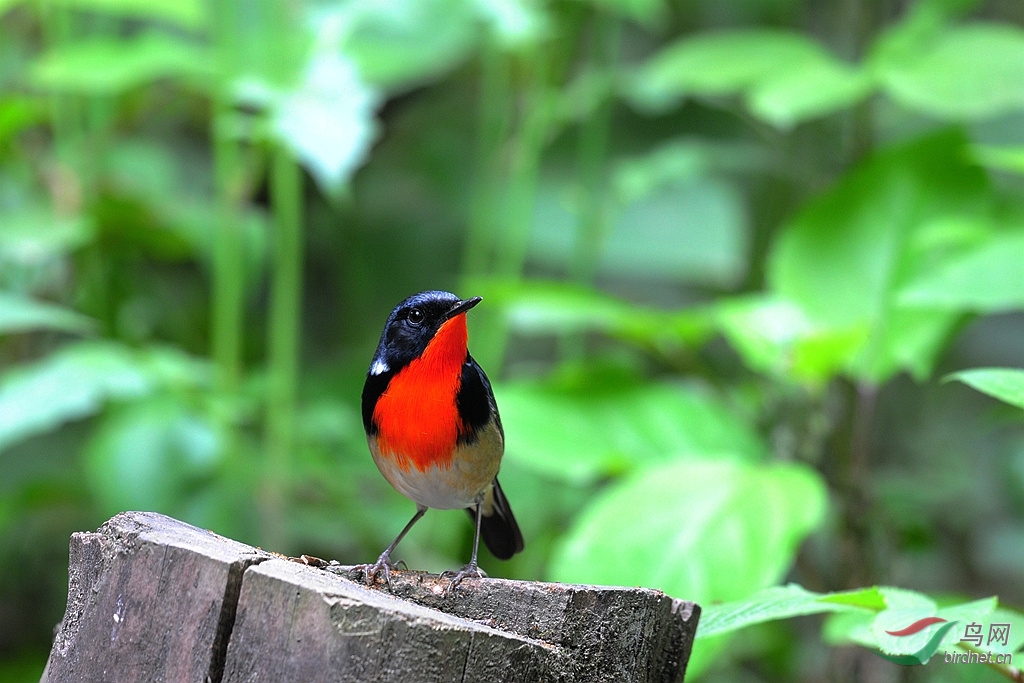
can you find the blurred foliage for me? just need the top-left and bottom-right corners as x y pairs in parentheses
(2, 0), (1024, 680)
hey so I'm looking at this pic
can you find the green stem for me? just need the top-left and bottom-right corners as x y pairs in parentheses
(568, 13), (620, 286)
(561, 12), (620, 360)
(470, 48), (552, 370)
(211, 106), (246, 400)
(264, 147), (304, 550)
(463, 38), (513, 279)
(209, 0), (246, 440)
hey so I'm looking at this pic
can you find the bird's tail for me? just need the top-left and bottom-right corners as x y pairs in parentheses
(469, 478), (524, 560)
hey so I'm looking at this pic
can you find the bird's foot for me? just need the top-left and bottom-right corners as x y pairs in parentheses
(353, 552), (404, 590)
(441, 562), (487, 594)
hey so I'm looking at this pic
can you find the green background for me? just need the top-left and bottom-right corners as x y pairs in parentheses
(2, 0), (1024, 679)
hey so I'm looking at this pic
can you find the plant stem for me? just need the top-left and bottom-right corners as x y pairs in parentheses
(561, 11), (620, 360)
(463, 38), (512, 279)
(264, 147), (304, 551)
(568, 12), (619, 287)
(471, 48), (552, 370)
(209, 0), (246, 458)
(211, 107), (246, 401)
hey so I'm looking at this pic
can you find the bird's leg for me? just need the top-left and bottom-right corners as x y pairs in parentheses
(443, 499), (486, 594)
(356, 507), (425, 590)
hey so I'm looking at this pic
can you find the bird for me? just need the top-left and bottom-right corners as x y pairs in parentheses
(358, 290), (524, 590)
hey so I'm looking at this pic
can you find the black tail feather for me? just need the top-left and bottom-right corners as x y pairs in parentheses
(468, 478), (524, 560)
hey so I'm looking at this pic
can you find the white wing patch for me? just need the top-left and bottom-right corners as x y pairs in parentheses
(370, 359), (389, 375)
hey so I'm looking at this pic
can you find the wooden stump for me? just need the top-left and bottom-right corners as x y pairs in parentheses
(43, 512), (700, 683)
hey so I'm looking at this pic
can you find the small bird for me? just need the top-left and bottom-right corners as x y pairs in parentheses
(359, 291), (523, 589)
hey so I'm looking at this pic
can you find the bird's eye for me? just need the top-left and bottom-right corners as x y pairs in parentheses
(407, 308), (424, 326)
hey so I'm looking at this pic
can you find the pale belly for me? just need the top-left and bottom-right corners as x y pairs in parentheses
(368, 420), (503, 510)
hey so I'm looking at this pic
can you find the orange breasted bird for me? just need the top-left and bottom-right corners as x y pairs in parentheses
(359, 291), (523, 588)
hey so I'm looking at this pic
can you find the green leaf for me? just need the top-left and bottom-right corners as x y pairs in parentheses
(0, 292), (95, 336)
(877, 23), (1024, 120)
(972, 144), (1024, 175)
(549, 459), (826, 602)
(271, 52), (381, 191)
(698, 584), (877, 639)
(819, 586), (887, 610)
(716, 295), (868, 385)
(474, 279), (713, 348)
(549, 458), (826, 676)
(331, 0), (481, 89)
(52, 0), (207, 30)
(32, 33), (213, 95)
(633, 30), (824, 102)
(748, 57), (872, 128)
(824, 588), (1005, 659)
(500, 373), (769, 484)
(85, 398), (221, 516)
(631, 29), (868, 125)
(823, 610), (877, 648)
(768, 131), (992, 382)
(897, 231), (1024, 311)
(947, 368), (1024, 410)
(0, 211), (94, 265)
(0, 342), (209, 453)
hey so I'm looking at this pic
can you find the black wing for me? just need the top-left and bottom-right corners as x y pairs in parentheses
(361, 371), (391, 435)
(456, 353), (503, 444)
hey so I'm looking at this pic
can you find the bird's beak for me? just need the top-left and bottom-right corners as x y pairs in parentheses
(445, 296), (482, 320)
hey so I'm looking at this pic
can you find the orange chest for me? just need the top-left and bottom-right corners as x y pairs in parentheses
(372, 316), (468, 472)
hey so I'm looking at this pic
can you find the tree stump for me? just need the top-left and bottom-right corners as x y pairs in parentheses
(42, 511), (700, 683)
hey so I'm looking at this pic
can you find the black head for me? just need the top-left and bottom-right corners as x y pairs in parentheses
(367, 290), (482, 377)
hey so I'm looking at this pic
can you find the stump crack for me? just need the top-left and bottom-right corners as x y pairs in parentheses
(206, 555), (270, 683)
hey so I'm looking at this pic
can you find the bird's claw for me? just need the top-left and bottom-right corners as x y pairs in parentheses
(441, 562), (486, 594)
(353, 552), (401, 590)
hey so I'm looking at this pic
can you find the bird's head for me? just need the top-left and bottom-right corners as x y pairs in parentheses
(369, 291), (482, 377)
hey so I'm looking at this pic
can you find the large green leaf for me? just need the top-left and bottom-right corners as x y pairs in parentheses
(897, 231), (1024, 311)
(768, 131), (992, 382)
(0, 342), (209, 453)
(716, 295), (868, 385)
(748, 57), (872, 128)
(0, 292), (95, 336)
(32, 33), (213, 94)
(84, 398), (222, 516)
(499, 373), (769, 484)
(878, 23), (1024, 120)
(634, 30), (828, 102)
(948, 368), (1024, 411)
(631, 30), (870, 126)
(548, 458), (826, 676)
(547, 458), (827, 597)
(697, 584), (879, 639)
(473, 279), (712, 349)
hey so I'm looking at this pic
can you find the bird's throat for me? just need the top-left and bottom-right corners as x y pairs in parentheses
(373, 314), (468, 471)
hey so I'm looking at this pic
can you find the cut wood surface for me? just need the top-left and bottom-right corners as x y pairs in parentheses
(42, 511), (700, 683)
